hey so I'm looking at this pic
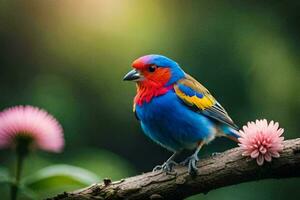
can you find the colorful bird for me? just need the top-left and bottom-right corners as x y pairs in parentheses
(124, 54), (239, 174)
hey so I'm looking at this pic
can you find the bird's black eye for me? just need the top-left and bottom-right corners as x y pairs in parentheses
(148, 65), (157, 72)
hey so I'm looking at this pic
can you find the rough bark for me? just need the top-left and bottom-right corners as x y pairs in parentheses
(48, 138), (300, 200)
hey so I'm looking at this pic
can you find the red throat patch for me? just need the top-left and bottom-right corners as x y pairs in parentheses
(134, 67), (172, 105)
(134, 84), (173, 105)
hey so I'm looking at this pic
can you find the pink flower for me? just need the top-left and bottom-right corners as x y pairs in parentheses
(238, 119), (284, 166)
(0, 105), (64, 153)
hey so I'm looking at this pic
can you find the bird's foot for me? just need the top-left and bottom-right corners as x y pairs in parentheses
(211, 152), (221, 157)
(152, 160), (178, 173)
(181, 154), (199, 175)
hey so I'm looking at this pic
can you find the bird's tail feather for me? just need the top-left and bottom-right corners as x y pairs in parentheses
(220, 125), (240, 143)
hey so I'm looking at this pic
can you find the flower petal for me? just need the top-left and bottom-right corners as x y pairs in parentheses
(257, 155), (264, 166)
(264, 153), (272, 162)
(250, 149), (259, 158)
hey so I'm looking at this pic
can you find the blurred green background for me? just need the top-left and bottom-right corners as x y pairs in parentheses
(0, 0), (299, 199)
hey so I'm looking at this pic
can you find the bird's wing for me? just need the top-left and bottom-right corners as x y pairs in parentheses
(174, 74), (238, 130)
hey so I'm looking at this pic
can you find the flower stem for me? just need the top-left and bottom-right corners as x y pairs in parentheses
(11, 151), (25, 200)
(11, 138), (30, 200)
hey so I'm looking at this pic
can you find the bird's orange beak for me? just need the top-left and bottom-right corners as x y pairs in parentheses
(123, 69), (143, 81)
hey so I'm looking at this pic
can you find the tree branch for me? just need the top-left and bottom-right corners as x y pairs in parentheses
(49, 138), (300, 200)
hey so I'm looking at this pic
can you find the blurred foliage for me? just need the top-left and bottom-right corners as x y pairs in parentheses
(0, 150), (134, 199)
(0, 0), (299, 199)
(0, 166), (10, 184)
(24, 164), (100, 197)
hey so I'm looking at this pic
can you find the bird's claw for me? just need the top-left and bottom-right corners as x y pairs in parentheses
(152, 160), (178, 173)
(181, 154), (199, 175)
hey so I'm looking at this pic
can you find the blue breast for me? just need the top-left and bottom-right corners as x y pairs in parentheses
(135, 90), (216, 152)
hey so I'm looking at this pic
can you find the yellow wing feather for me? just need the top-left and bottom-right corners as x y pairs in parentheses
(174, 74), (216, 110)
(174, 87), (214, 110)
